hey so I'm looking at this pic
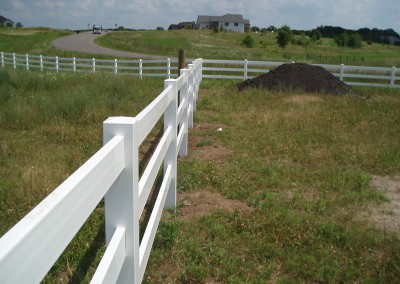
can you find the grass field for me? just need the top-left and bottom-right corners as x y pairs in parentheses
(1, 28), (400, 282)
(96, 29), (400, 67)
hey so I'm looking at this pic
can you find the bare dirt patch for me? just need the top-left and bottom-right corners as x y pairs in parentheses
(177, 187), (251, 221)
(364, 175), (400, 232)
(187, 122), (233, 163)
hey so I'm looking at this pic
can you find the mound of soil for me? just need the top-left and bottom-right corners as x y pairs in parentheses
(237, 63), (352, 95)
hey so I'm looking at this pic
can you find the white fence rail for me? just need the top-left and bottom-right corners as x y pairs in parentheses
(1, 52), (398, 88)
(0, 59), (202, 284)
(201, 59), (399, 88)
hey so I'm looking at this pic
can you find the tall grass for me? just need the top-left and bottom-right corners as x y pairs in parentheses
(96, 29), (400, 67)
(0, 68), (167, 282)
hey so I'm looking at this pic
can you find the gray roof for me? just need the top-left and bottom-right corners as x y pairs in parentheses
(197, 14), (249, 24)
(0, 15), (14, 24)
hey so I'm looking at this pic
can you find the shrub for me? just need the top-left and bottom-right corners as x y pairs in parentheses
(242, 34), (255, 48)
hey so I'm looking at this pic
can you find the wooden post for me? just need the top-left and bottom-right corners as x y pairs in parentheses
(178, 49), (185, 76)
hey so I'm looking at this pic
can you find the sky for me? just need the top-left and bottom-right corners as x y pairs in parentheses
(1, 0), (399, 33)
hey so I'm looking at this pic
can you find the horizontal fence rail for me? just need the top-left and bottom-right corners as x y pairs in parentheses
(1, 52), (398, 88)
(0, 58), (202, 284)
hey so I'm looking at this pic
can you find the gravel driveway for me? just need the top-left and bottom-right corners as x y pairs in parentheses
(52, 31), (168, 59)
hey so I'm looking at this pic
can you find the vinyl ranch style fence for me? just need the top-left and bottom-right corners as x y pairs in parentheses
(1, 52), (398, 88)
(0, 52), (179, 78)
(0, 59), (202, 284)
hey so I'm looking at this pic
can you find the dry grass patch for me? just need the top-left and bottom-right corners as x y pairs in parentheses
(362, 175), (400, 232)
(284, 94), (323, 105)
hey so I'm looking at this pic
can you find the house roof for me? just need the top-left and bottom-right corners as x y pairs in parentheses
(197, 14), (249, 24)
(0, 15), (14, 24)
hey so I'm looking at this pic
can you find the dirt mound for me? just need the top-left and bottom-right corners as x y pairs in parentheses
(237, 63), (352, 95)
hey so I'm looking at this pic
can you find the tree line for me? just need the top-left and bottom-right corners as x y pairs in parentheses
(249, 25), (400, 49)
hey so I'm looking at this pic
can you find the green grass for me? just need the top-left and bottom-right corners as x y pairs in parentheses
(96, 29), (400, 67)
(143, 82), (400, 283)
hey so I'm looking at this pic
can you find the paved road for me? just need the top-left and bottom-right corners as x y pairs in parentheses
(52, 31), (167, 59)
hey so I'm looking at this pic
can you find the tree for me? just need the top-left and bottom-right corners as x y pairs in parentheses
(347, 33), (362, 48)
(251, 26), (260, 32)
(335, 32), (363, 48)
(276, 25), (293, 49)
(335, 32), (348, 47)
(310, 29), (321, 42)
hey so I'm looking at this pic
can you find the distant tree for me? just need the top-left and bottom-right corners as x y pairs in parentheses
(117, 26), (124, 30)
(156, 26), (164, 30)
(251, 26), (261, 32)
(310, 29), (321, 42)
(15, 22), (23, 28)
(5, 22), (13, 27)
(276, 25), (293, 49)
(335, 32), (348, 47)
(347, 33), (363, 48)
(267, 26), (277, 32)
(335, 32), (362, 48)
(242, 34), (255, 48)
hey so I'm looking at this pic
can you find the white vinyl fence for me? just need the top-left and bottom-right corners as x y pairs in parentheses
(201, 59), (400, 88)
(0, 59), (202, 284)
(0, 52), (179, 78)
(1, 52), (398, 88)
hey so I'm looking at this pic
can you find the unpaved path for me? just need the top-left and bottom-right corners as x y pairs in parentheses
(52, 31), (167, 59)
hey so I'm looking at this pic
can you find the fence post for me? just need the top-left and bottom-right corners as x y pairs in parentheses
(26, 54), (29, 71)
(244, 59), (248, 80)
(13, 53), (16, 69)
(390, 66), (396, 87)
(167, 58), (171, 79)
(92, 58), (96, 73)
(55, 56), (59, 73)
(163, 79), (177, 209)
(340, 64), (345, 81)
(139, 59), (142, 79)
(188, 65), (194, 129)
(114, 59), (118, 76)
(103, 117), (140, 283)
(179, 69), (189, 157)
(73, 57), (76, 72)
(40, 55), (43, 71)
(1, 52), (4, 67)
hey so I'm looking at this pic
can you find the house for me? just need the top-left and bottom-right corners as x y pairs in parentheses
(0, 15), (14, 27)
(197, 14), (250, 33)
(380, 35), (400, 45)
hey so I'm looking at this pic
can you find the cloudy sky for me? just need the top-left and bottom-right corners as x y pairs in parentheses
(1, 0), (399, 32)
